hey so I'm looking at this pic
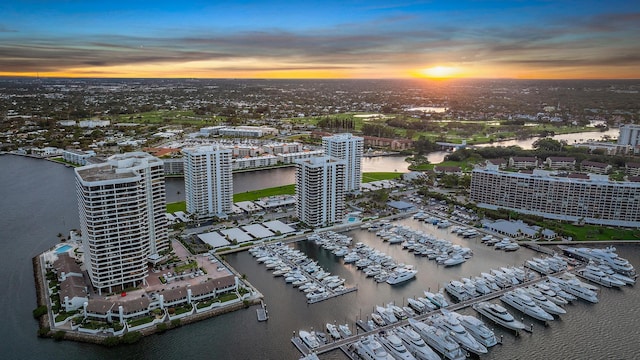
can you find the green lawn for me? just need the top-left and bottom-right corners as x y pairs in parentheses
(553, 223), (640, 241)
(362, 172), (402, 183)
(233, 184), (295, 202)
(166, 201), (186, 213)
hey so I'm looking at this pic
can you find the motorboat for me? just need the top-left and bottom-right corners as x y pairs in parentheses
(471, 277), (493, 295)
(417, 297), (438, 312)
(371, 312), (386, 327)
(326, 323), (341, 339)
(386, 268), (418, 285)
(518, 288), (566, 315)
(339, 323), (352, 337)
(407, 318), (466, 360)
(548, 275), (599, 303)
(377, 331), (417, 360)
(356, 335), (395, 360)
(430, 310), (487, 355)
(388, 303), (408, 320)
(407, 297), (427, 313)
(395, 326), (441, 360)
(532, 282), (568, 306)
(424, 289), (449, 308)
(503, 242), (520, 251)
(403, 306), (417, 318)
(443, 254), (466, 267)
(445, 281), (472, 302)
(472, 301), (526, 331)
(298, 330), (320, 349)
(543, 280), (577, 302)
(500, 290), (554, 322)
(451, 312), (498, 348)
(577, 265), (626, 288)
(525, 258), (552, 274)
(376, 305), (399, 324)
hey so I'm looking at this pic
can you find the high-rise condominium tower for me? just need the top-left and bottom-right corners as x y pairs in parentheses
(322, 133), (363, 192)
(183, 145), (233, 218)
(75, 152), (168, 294)
(295, 156), (346, 228)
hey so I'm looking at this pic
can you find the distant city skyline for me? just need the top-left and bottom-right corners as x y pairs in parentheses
(1, 1), (639, 79)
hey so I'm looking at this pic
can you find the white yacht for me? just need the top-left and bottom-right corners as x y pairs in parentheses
(472, 301), (526, 331)
(356, 335), (395, 360)
(386, 268), (418, 285)
(532, 282), (569, 306)
(338, 323), (352, 337)
(518, 288), (566, 315)
(326, 323), (341, 339)
(376, 305), (399, 324)
(543, 280), (577, 302)
(395, 326), (441, 360)
(577, 265), (626, 288)
(407, 318), (466, 360)
(548, 275), (599, 303)
(407, 297), (427, 313)
(371, 312), (386, 327)
(430, 311), (487, 355)
(443, 254), (466, 267)
(500, 290), (554, 322)
(377, 331), (417, 360)
(525, 258), (552, 274)
(451, 312), (498, 348)
(445, 281), (472, 301)
(298, 330), (320, 349)
(596, 263), (636, 285)
(424, 291), (449, 308)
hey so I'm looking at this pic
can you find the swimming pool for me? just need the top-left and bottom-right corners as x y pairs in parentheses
(55, 244), (73, 254)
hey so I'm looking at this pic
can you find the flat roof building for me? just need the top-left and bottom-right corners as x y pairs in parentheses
(470, 164), (640, 227)
(183, 145), (233, 218)
(323, 133), (363, 192)
(295, 156), (346, 228)
(75, 152), (168, 294)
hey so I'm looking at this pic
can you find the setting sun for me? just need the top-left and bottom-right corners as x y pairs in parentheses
(419, 66), (459, 79)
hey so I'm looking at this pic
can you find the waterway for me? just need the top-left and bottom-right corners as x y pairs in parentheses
(165, 129), (619, 202)
(1, 154), (638, 359)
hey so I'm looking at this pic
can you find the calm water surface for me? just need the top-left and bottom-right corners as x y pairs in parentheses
(1, 154), (638, 360)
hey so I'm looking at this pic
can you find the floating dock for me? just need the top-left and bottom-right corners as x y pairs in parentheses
(256, 301), (269, 321)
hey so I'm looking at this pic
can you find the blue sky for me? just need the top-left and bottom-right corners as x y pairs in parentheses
(1, 1), (639, 78)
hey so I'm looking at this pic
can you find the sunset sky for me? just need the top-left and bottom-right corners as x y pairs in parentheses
(1, 1), (639, 79)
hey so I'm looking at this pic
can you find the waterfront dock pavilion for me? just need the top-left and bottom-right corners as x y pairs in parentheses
(295, 156), (346, 228)
(183, 145), (233, 219)
(75, 152), (168, 295)
(470, 164), (640, 228)
(322, 133), (363, 192)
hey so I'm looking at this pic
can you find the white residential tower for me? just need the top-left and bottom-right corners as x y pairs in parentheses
(183, 145), (233, 218)
(322, 133), (363, 192)
(295, 156), (346, 228)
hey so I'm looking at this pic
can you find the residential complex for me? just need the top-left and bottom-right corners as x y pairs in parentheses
(618, 124), (640, 153)
(295, 156), (346, 228)
(75, 152), (169, 294)
(183, 145), (233, 218)
(322, 133), (363, 192)
(470, 164), (640, 227)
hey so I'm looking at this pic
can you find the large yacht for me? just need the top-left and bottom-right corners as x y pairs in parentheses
(445, 281), (472, 302)
(356, 335), (395, 360)
(472, 301), (526, 331)
(326, 323), (341, 340)
(386, 268), (418, 285)
(596, 263), (636, 285)
(424, 291), (449, 308)
(500, 290), (554, 322)
(394, 326), (441, 360)
(451, 312), (498, 348)
(577, 265), (626, 288)
(558, 245), (636, 277)
(548, 275), (599, 303)
(408, 318), (467, 360)
(518, 288), (566, 315)
(377, 332), (417, 360)
(430, 311), (488, 355)
(376, 305), (399, 324)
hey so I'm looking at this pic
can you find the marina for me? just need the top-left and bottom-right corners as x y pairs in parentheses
(285, 229), (637, 359)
